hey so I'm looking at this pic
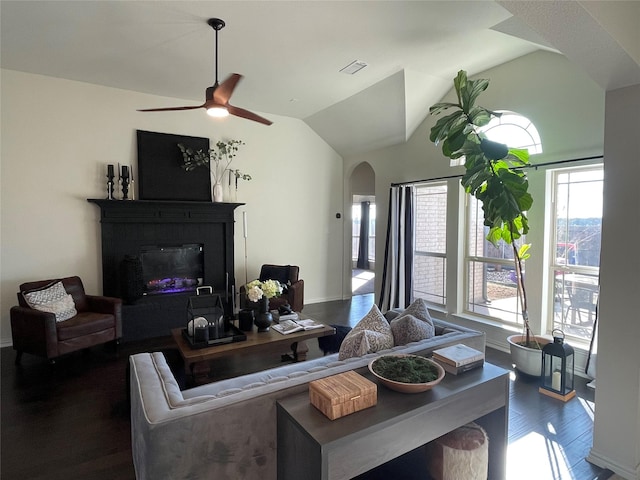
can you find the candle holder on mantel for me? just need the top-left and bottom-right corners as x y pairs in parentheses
(120, 165), (130, 200)
(106, 164), (115, 200)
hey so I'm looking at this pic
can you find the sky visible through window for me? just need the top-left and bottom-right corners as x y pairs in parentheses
(481, 111), (542, 154)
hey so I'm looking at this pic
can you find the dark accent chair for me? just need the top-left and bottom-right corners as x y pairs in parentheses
(241, 264), (304, 313)
(10, 276), (122, 364)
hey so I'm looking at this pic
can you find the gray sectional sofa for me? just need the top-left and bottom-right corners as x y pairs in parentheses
(129, 317), (485, 480)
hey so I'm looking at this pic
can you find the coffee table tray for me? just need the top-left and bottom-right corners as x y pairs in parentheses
(181, 325), (247, 350)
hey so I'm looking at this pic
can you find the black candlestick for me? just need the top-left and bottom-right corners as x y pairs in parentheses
(121, 176), (130, 200)
(107, 179), (115, 200)
(106, 164), (115, 199)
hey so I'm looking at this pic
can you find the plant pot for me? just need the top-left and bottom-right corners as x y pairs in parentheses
(507, 334), (552, 377)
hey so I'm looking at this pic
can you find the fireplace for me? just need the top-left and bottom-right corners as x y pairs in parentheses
(88, 199), (242, 341)
(140, 244), (204, 295)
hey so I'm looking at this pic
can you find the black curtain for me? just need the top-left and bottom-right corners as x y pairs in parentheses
(356, 201), (370, 270)
(379, 186), (414, 311)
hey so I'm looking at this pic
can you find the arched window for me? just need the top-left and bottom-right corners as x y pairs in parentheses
(481, 110), (542, 154)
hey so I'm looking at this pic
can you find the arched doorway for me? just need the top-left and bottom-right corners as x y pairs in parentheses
(350, 162), (375, 296)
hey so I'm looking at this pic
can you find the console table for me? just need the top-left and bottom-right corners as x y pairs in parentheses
(277, 362), (509, 480)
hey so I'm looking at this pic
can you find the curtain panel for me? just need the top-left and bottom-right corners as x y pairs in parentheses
(378, 185), (414, 311)
(356, 201), (370, 270)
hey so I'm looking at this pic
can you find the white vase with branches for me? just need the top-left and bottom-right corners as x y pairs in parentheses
(178, 139), (245, 202)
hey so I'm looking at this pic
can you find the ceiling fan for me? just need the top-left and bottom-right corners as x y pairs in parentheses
(138, 18), (272, 126)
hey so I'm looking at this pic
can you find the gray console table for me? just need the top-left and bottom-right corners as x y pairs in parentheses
(277, 362), (509, 480)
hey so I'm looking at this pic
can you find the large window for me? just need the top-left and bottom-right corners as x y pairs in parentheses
(413, 183), (447, 305)
(551, 166), (602, 342)
(407, 113), (602, 345)
(463, 111), (538, 324)
(466, 196), (526, 325)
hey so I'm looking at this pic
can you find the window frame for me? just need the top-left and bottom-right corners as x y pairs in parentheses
(549, 164), (603, 343)
(412, 181), (448, 307)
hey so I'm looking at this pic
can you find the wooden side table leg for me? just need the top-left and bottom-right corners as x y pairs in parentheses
(291, 340), (309, 362)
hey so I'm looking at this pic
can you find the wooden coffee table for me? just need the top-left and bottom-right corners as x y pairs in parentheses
(171, 321), (335, 381)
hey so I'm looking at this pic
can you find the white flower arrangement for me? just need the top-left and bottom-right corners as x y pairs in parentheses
(246, 279), (283, 302)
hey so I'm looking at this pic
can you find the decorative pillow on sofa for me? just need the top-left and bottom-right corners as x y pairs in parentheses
(339, 304), (393, 360)
(23, 281), (77, 322)
(390, 298), (435, 345)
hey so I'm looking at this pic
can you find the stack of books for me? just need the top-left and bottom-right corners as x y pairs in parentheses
(278, 312), (300, 322)
(432, 344), (485, 375)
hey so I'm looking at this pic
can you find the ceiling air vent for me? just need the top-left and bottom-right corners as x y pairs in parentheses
(339, 60), (368, 75)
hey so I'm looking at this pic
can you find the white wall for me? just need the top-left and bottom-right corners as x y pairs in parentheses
(344, 50), (605, 355)
(0, 69), (344, 345)
(589, 83), (640, 479)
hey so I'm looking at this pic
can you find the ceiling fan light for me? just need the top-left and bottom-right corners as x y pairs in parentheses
(207, 106), (229, 118)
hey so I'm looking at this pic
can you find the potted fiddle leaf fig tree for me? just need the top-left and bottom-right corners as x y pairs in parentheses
(429, 70), (547, 376)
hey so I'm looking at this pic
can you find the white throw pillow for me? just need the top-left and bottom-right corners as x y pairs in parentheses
(339, 304), (393, 360)
(23, 281), (77, 322)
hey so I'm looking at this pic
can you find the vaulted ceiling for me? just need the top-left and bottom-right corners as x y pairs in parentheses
(2, 1), (638, 157)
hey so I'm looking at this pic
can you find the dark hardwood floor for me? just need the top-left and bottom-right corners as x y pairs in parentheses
(1, 294), (614, 479)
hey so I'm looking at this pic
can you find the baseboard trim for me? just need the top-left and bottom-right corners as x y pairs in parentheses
(305, 295), (351, 304)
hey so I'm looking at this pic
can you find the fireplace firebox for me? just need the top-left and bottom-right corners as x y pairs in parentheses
(140, 244), (204, 295)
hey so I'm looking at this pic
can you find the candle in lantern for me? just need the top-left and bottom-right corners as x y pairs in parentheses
(552, 370), (562, 391)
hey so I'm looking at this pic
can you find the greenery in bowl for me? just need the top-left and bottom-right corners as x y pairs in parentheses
(371, 355), (440, 383)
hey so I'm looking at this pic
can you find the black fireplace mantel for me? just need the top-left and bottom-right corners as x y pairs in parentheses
(88, 199), (244, 224)
(88, 199), (244, 341)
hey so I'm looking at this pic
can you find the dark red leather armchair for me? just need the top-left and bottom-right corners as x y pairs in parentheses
(10, 276), (122, 364)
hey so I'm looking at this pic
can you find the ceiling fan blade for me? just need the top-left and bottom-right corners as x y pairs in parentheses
(213, 73), (242, 104)
(137, 105), (204, 112)
(227, 104), (273, 126)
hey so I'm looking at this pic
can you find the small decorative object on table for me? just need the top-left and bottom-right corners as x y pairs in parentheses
(432, 343), (485, 375)
(182, 286), (247, 349)
(369, 354), (445, 393)
(238, 308), (255, 331)
(246, 279), (283, 332)
(309, 370), (377, 420)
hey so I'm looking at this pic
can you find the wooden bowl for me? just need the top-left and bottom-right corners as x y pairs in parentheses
(368, 354), (445, 393)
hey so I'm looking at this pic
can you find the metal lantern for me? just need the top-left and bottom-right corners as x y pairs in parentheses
(186, 286), (225, 344)
(539, 329), (576, 401)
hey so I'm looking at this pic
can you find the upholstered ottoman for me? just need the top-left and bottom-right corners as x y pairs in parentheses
(426, 422), (489, 480)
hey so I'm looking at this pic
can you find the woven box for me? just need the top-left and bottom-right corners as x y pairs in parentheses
(309, 370), (377, 420)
